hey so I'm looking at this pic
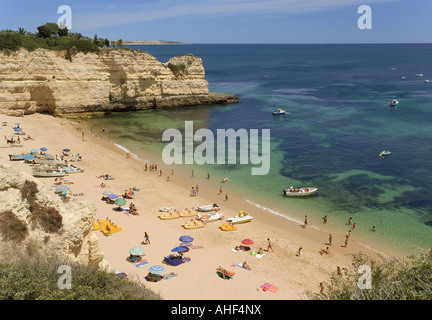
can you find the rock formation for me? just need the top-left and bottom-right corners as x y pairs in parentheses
(0, 163), (110, 270)
(0, 48), (238, 116)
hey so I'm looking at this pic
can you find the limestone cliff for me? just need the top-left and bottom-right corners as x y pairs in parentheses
(0, 48), (238, 116)
(0, 164), (109, 270)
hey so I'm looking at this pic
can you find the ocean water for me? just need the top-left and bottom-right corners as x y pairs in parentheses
(84, 44), (432, 255)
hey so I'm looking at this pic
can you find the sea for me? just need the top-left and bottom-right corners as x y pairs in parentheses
(83, 44), (432, 256)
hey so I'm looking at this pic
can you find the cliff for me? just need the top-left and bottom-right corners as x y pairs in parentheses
(0, 164), (109, 270)
(0, 48), (238, 116)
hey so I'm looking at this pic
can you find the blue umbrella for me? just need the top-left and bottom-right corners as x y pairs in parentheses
(171, 246), (189, 252)
(14, 128), (22, 132)
(102, 190), (114, 196)
(107, 193), (119, 199)
(148, 265), (165, 274)
(15, 122), (21, 125)
(179, 235), (194, 243)
(24, 155), (34, 160)
(40, 147), (48, 151)
(129, 247), (145, 256)
(63, 148), (70, 152)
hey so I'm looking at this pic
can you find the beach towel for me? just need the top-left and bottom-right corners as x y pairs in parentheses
(163, 272), (178, 280)
(256, 254), (265, 259)
(235, 263), (251, 270)
(268, 285), (279, 293)
(191, 245), (203, 249)
(260, 282), (278, 293)
(232, 248), (240, 253)
(135, 260), (149, 268)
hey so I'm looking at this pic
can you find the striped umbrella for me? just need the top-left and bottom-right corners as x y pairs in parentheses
(129, 247), (145, 256)
(55, 185), (70, 193)
(61, 190), (73, 197)
(54, 177), (63, 182)
(148, 265), (165, 275)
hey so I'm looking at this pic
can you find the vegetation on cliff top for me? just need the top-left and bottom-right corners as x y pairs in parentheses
(0, 22), (126, 54)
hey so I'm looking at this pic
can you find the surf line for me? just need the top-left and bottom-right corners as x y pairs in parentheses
(161, 121), (271, 175)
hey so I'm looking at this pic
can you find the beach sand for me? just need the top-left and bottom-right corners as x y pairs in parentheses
(0, 113), (403, 300)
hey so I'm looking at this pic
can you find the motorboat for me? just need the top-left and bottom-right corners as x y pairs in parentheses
(59, 164), (84, 173)
(425, 80), (430, 83)
(283, 186), (318, 197)
(179, 208), (198, 218)
(159, 211), (180, 220)
(197, 204), (220, 212)
(159, 206), (175, 212)
(379, 150), (392, 157)
(416, 73), (424, 77)
(9, 151), (37, 161)
(197, 211), (224, 223)
(226, 211), (253, 224)
(32, 167), (68, 177)
(219, 222), (237, 231)
(182, 219), (206, 229)
(32, 158), (67, 165)
(273, 108), (286, 115)
(389, 99), (399, 107)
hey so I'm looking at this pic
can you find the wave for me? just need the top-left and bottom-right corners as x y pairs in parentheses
(112, 142), (147, 163)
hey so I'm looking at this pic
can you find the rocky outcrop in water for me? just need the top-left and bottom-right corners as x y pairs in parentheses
(0, 48), (238, 116)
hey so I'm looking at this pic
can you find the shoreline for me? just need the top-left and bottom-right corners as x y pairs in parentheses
(0, 113), (408, 300)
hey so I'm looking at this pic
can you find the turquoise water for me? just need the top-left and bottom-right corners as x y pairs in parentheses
(84, 44), (432, 255)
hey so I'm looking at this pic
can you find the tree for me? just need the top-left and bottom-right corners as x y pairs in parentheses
(117, 39), (123, 46)
(36, 23), (60, 38)
(104, 38), (110, 47)
(93, 34), (98, 44)
(18, 28), (26, 35)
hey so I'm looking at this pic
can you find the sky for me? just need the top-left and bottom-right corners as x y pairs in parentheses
(0, 0), (431, 44)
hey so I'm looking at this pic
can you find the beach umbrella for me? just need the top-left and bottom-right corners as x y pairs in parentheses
(55, 185), (70, 193)
(14, 128), (22, 132)
(179, 235), (194, 243)
(40, 147), (48, 151)
(24, 155), (34, 160)
(15, 122), (21, 125)
(61, 190), (73, 197)
(171, 246), (189, 253)
(129, 247), (145, 256)
(241, 239), (254, 245)
(126, 190), (135, 196)
(107, 194), (119, 199)
(115, 198), (127, 207)
(102, 190), (114, 196)
(63, 148), (70, 152)
(148, 265), (165, 275)
(54, 177), (64, 182)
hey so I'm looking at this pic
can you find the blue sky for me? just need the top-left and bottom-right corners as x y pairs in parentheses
(0, 0), (431, 43)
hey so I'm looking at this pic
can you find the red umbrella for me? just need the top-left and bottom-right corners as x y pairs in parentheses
(241, 239), (254, 245)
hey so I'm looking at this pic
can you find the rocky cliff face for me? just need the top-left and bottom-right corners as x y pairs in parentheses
(0, 164), (109, 270)
(0, 48), (238, 116)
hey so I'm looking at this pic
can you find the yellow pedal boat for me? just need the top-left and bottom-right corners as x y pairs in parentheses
(182, 220), (206, 229)
(179, 208), (198, 218)
(219, 222), (237, 231)
(159, 211), (180, 220)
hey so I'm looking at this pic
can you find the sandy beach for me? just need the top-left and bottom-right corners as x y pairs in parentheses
(0, 113), (403, 300)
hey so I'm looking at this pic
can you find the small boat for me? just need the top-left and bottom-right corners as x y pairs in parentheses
(197, 204), (220, 212)
(389, 99), (399, 107)
(60, 164), (84, 173)
(379, 150), (392, 157)
(273, 108), (286, 115)
(159, 211), (180, 220)
(425, 80), (430, 83)
(197, 211), (224, 223)
(32, 168), (68, 177)
(416, 73), (424, 77)
(179, 208), (198, 218)
(9, 151), (36, 161)
(283, 186), (318, 197)
(219, 222), (237, 231)
(226, 211), (253, 224)
(401, 76), (406, 80)
(159, 206), (175, 212)
(182, 220), (206, 229)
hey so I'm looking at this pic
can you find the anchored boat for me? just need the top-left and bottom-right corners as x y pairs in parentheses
(283, 186), (318, 197)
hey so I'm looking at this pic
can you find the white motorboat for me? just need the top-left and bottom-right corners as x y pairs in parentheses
(283, 186), (318, 197)
(416, 73), (424, 77)
(273, 108), (286, 115)
(197, 204), (220, 212)
(60, 164), (84, 173)
(197, 211), (224, 223)
(32, 167), (68, 177)
(389, 99), (399, 107)
(226, 211), (253, 224)
(425, 80), (430, 83)
(379, 150), (392, 157)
